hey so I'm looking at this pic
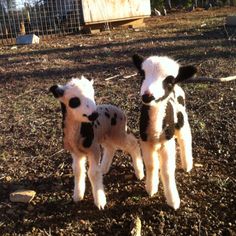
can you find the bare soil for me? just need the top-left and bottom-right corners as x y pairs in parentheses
(0, 7), (236, 236)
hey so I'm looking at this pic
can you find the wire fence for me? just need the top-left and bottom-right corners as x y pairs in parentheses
(0, 0), (83, 45)
(1, 1), (235, 45)
(224, 25), (236, 41)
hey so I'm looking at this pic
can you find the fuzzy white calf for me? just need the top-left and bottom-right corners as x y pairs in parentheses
(132, 54), (197, 209)
(49, 76), (144, 209)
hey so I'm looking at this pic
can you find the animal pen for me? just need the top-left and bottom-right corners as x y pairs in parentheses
(0, 0), (151, 45)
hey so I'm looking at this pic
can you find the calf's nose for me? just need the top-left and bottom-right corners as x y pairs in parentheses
(88, 112), (98, 121)
(141, 91), (155, 104)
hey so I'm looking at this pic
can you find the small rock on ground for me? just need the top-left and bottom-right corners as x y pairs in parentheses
(10, 190), (36, 203)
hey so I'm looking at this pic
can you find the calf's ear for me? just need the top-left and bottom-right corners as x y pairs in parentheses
(132, 54), (144, 72)
(81, 75), (93, 84)
(49, 85), (64, 98)
(175, 65), (197, 83)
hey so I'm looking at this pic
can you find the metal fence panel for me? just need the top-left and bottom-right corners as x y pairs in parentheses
(0, 0), (82, 45)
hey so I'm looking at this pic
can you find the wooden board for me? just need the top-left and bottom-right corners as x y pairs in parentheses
(82, 18), (146, 34)
(82, 0), (151, 24)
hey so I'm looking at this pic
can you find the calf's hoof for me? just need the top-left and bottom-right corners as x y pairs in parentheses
(94, 189), (107, 210)
(73, 192), (84, 202)
(167, 197), (180, 210)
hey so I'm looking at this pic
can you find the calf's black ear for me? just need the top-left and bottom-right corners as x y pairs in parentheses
(49, 85), (64, 98)
(175, 65), (197, 83)
(132, 54), (144, 72)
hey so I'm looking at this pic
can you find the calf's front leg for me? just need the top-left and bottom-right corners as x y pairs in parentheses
(72, 153), (87, 202)
(141, 142), (159, 196)
(88, 150), (106, 210)
(159, 139), (180, 210)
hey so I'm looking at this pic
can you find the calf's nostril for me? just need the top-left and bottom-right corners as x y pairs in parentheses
(88, 112), (98, 121)
(142, 93), (155, 103)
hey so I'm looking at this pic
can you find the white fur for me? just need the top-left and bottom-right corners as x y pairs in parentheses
(72, 154), (86, 201)
(138, 56), (193, 210)
(141, 56), (179, 98)
(58, 77), (96, 123)
(51, 76), (144, 210)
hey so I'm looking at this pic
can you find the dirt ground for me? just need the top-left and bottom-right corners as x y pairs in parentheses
(0, 7), (236, 236)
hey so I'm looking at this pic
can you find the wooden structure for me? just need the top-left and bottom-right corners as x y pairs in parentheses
(82, 0), (150, 23)
(82, 0), (151, 31)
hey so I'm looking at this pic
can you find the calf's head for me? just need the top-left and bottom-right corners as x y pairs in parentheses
(49, 76), (98, 123)
(132, 54), (197, 105)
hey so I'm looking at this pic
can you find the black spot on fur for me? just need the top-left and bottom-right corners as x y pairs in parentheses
(175, 112), (184, 129)
(60, 102), (66, 129)
(111, 113), (117, 126)
(69, 97), (81, 108)
(142, 94), (155, 103)
(88, 112), (98, 121)
(154, 78), (176, 104)
(162, 102), (175, 140)
(163, 76), (175, 92)
(80, 123), (94, 148)
(154, 76), (175, 104)
(105, 112), (110, 118)
(140, 105), (150, 141)
(177, 96), (185, 106)
(96, 120), (100, 126)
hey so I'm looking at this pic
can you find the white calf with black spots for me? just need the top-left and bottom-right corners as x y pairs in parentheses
(50, 76), (144, 210)
(133, 54), (197, 209)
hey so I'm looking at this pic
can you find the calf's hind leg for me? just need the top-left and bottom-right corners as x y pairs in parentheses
(118, 133), (144, 180)
(175, 117), (193, 172)
(101, 144), (116, 174)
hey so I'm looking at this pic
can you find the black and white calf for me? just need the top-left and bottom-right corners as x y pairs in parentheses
(49, 76), (144, 209)
(132, 54), (197, 209)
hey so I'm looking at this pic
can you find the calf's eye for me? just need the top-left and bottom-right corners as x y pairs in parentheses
(69, 97), (81, 108)
(163, 76), (175, 91)
(164, 75), (175, 85)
